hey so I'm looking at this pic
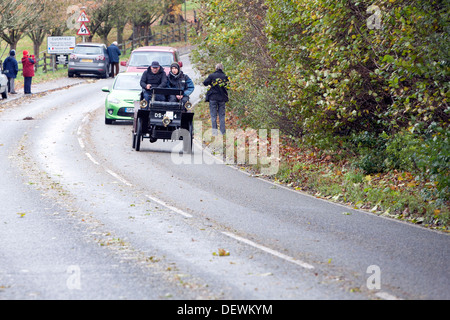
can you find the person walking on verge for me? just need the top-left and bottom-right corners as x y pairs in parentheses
(22, 51), (35, 95)
(167, 62), (195, 108)
(203, 63), (229, 135)
(107, 41), (121, 77)
(3, 49), (19, 94)
(140, 61), (167, 105)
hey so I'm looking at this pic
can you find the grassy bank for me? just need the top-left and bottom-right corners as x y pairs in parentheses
(194, 101), (449, 232)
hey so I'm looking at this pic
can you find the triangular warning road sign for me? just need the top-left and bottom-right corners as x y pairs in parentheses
(78, 10), (90, 23)
(77, 22), (91, 36)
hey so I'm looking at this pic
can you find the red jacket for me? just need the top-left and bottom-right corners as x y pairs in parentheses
(22, 55), (35, 77)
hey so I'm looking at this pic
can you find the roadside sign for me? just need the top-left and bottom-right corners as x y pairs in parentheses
(47, 36), (76, 54)
(77, 22), (91, 36)
(77, 10), (90, 23)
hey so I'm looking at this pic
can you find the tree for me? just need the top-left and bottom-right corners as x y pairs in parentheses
(0, 0), (43, 50)
(27, 0), (71, 62)
(129, 0), (166, 47)
(161, 0), (184, 25)
(89, 0), (118, 43)
(193, 0), (449, 197)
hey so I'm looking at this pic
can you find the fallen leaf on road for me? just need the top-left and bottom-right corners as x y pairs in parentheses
(213, 248), (230, 256)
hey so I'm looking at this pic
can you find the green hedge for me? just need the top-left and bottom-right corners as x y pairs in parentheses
(192, 0), (449, 201)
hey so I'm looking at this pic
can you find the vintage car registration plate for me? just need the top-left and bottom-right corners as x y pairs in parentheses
(125, 107), (134, 113)
(166, 111), (174, 119)
(81, 59), (93, 63)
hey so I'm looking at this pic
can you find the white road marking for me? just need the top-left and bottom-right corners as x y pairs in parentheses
(77, 137), (85, 149)
(146, 194), (193, 218)
(222, 231), (315, 270)
(85, 152), (99, 165)
(375, 291), (403, 300)
(106, 169), (133, 187)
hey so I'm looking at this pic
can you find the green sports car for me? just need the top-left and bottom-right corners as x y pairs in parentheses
(102, 72), (142, 124)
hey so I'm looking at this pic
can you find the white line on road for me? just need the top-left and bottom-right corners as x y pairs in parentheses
(146, 195), (193, 218)
(77, 137), (85, 149)
(106, 169), (133, 187)
(375, 291), (403, 300)
(222, 231), (315, 270)
(85, 152), (99, 165)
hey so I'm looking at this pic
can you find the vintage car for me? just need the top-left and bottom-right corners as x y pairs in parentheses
(132, 87), (194, 153)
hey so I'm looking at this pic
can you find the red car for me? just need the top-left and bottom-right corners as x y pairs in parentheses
(120, 46), (182, 74)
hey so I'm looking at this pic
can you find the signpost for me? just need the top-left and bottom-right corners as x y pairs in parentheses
(47, 36), (76, 55)
(47, 36), (76, 70)
(46, 8), (91, 70)
(77, 10), (90, 41)
(78, 10), (90, 23)
(77, 23), (90, 36)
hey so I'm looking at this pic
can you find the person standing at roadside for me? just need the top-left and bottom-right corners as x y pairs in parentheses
(22, 50), (35, 95)
(107, 41), (121, 77)
(203, 63), (229, 135)
(3, 49), (19, 94)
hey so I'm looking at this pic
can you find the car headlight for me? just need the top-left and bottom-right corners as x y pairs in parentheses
(107, 96), (120, 104)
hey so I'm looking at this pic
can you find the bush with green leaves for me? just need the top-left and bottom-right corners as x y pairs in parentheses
(264, 0), (448, 145)
(192, 0), (449, 202)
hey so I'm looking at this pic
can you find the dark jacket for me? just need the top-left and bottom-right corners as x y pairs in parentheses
(167, 71), (195, 97)
(107, 44), (121, 63)
(203, 69), (229, 102)
(22, 55), (35, 78)
(140, 66), (167, 92)
(3, 51), (19, 79)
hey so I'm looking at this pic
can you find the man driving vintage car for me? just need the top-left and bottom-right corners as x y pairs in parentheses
(140, 61), (167, 104)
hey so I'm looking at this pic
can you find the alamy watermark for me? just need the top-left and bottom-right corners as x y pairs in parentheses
(366, 264), (381, 290)
(66, 265), (81, 290)
(367, 4), (382, 30)
(171, 121), (280, 175)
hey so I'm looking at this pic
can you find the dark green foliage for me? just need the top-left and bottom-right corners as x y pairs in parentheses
(192, 0), (449, 202)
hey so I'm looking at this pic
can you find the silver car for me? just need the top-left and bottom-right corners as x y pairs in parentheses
(0, 72), (7, 99)
(68, 43), (110, 78)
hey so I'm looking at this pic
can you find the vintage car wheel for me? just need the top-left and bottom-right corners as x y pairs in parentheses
(132, 133), (136, 149)
(135, 118), (142, 151)
(1, 90), (7, 99)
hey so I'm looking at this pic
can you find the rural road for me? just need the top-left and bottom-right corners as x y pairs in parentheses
(0, 54), (448, 301)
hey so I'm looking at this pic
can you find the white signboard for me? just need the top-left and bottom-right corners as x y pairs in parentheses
(47, 36), (76, 54)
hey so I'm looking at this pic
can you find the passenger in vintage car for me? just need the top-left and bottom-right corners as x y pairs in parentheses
(166, 62), (195, 109)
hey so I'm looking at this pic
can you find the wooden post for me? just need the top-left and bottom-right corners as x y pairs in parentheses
(42, 53), (46, 72)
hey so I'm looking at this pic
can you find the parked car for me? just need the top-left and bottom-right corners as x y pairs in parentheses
(120, 46), (182, 74)
(0, 70), (7, 99)
(102, 72), (142, 124)
(68, 43), (110, 78)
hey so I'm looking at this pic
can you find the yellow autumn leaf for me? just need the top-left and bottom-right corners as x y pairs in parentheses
(214, 248), (230, 256)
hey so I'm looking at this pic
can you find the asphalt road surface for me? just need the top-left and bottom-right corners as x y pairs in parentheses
(0, 55), (448, 300)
